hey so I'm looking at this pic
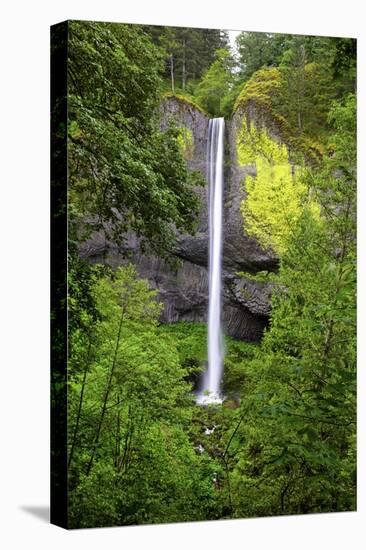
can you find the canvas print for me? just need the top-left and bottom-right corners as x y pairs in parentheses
(51, 20), (357, 529)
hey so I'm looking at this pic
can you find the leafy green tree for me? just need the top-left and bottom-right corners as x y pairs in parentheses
(195, 49), (235, 116)
(278, 36), (335, 140)
(234, 33), (347, 144)
(237, 120), (319, 255)
(67, 266), (219, 527)
(68, 21), (203, 256)
(236, 32), (285, 81)
(332, 38), (357, 95)
(226, 94), (356, 517)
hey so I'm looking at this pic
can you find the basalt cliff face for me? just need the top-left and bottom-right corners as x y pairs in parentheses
(80, 97), (278, 341)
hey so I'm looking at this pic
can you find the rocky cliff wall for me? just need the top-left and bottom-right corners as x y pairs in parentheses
(80, 96), (278, 341)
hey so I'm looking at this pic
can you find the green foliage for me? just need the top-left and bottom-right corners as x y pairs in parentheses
(235, 32), (355, 102)
(145, 25), (229, 92)
(236, 270), (277, 283)
(176, 126), (195, 160)
(223, 339), (258, 395)
(332, 38), (357, 95)
(158, 322), (207, 367)
(194, 49), (235, 116)
(67, 269), (225, 528)
(237, 117), (288, 165)
(68, 21), (203, 256)
(278, 37), (335, 141)
(232, 38), (344, 161)
(158, 322), (258, 396)
(237, 119), (321, 254)
(234, 68), (324, 162)
(234, 67), (283, 112)
(225, 94), (356, 518)
(163, 90), (208, 115)
(236, 32), (284, 81)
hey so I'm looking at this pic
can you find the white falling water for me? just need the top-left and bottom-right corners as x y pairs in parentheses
(197, 118), (225, 405)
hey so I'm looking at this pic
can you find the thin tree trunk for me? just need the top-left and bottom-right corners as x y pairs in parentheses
(124, 421), (134, 474)
(170, 53), (175, 93)
(86, 310), (124, 476)
(221, 416), (243, 516)
(223, 457), (233, 514)
(117, 405), (132, 473)
(223, 417), (243, 460)
(297, 105), (302, 131)
(68, 339), (92, 470)
(280, 479), (291, 513)
(297, 45), (306, 132)
(182, 40), (186, 91)
(114, 394), (121, 468)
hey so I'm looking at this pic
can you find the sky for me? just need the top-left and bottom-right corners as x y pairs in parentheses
(228, 29), (241, 55)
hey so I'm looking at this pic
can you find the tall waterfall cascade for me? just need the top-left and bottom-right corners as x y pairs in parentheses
(197, 117), (225, 405)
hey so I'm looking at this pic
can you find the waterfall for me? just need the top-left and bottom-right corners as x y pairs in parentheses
(197, 117), (225, 405)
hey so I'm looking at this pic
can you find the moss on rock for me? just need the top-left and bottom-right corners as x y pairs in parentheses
(236, 119), (320, 255)
(233, 67), (283, 113)
(176, 126), (194, 160)
(233, 68), (323, 164)
(163, 91), (209, 116)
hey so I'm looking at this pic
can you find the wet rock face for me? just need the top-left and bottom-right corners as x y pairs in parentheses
(80, 97), (277, 341)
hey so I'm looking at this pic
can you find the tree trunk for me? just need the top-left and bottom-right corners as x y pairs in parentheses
(182, 40), (186, 91)
(117, 405), (133, 473)
(170, 53), (175, 93)
(114, 394), (121, 468)
(297, 104), (302, 132)
(67, 339), (91, 470)
(86, 310), (124, 476)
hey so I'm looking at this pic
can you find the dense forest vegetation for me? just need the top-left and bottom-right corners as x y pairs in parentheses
(63, 21), (356, 527)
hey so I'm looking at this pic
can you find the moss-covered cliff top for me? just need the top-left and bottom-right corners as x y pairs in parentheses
(233, 68), (283, 113)
(233, 68), (323, 163)
(162, 91), (209, 117)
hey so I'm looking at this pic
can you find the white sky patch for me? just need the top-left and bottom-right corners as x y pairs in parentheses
(228, 29), (242, 72)
(228, 29), (242, 56)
